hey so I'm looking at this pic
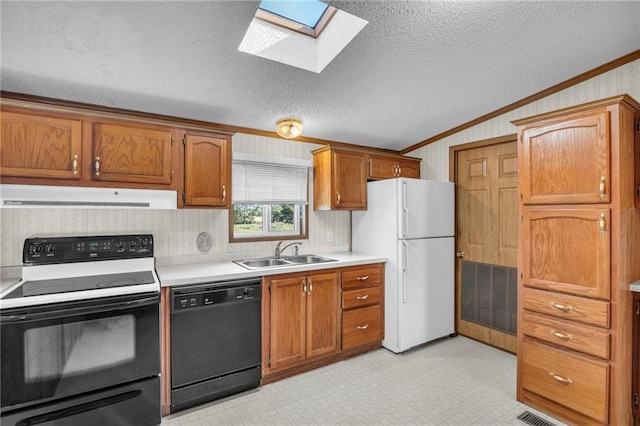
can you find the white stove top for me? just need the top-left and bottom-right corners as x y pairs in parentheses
(0, 258), (159, 309)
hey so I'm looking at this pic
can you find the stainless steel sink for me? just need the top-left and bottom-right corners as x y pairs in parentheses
(283, 255), (336, 264)
(234, 255), (336, 270)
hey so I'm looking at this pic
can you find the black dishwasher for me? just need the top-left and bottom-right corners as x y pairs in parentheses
(170, 278), (261, 412)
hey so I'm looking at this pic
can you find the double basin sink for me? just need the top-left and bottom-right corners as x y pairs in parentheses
(234, 255), (337, 270)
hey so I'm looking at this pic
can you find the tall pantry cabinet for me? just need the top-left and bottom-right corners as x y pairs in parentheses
(514, 95), (640, 425)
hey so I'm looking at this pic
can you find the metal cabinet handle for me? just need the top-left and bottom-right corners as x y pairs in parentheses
(302, 279), (307, 296)
(308, 279), (312, 294)
(72, 154), (79, 175)
(599, 213), (606, 235)
(548, 372), (573, 384)
(356, 276), (369, 281)
(397, 166), (402, 176)
(599, 176), (606, 199)
(356, 295), (369, 300)
(549, 330), (573, 341)
(336, 191), (341, 204)
(94, 156), (101, 177)
(221, 185), (226, 201)
(549, 302), (573, 312)
(357, 324), (369, 330)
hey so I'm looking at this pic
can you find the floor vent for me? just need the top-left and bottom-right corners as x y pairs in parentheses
(517, 411), (556, 426)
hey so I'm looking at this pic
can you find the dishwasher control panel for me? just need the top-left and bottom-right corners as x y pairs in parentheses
(171, 280), (261, 312)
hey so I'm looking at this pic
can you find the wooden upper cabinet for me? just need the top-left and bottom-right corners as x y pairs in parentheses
(1, 111), (82, 179)
(368, 155), (420, 179)
(93, 123), (174, 185)
(313, 146), (367, 210)
(519, 109), (611, 204)
(183, 133), (230, 208)
(521, 207), (610, 300)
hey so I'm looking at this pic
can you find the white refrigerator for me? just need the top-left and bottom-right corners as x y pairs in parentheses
(352, 178), (454, 353)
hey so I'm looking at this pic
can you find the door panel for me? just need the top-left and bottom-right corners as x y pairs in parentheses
(401, 179), (454, 239)
(269, 276), (305, 369)
(306, 272), (340, 358)
(455, 140), (518, 353)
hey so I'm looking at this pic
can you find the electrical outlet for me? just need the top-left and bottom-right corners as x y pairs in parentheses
(327, 231), (333, 242)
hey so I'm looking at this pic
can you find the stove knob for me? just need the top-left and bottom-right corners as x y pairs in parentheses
(45, 244), (56, 253)
(115, 240), (125, 250)
(140, 239), (148, 249)
(128, 240), (137, 249)
(34, 245), (43, 253)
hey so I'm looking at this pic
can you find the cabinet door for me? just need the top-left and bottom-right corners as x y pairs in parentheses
(522, 208), (610, 300)
(520, 110), (610, 204)
(93, 123), (173, 185)
(306, 272), (340, 358)
(1, 112), (82, 179)
(333, 151), (366, 209)
(184, 134), (229, 207)
(369, 156), (420, 179)
(634, 293), (640, 420)
(269, 276), (306, 370)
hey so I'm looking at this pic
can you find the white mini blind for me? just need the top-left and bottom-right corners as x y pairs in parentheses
(232, 154), (310, 204)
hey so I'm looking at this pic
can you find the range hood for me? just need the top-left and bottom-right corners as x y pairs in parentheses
(0, 184), (177, 209)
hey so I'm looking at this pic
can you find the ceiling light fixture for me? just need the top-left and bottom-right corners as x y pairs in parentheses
(276, 118), (303, 139)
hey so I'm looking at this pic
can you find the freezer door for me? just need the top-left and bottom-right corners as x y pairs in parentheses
(398, 179), (454, 239)
(397, 237), (454, 351)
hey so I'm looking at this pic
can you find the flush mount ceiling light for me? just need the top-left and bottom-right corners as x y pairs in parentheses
(276, 118), (303, 139)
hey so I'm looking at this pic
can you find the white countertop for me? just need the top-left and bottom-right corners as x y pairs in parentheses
(155, 251), (386, 287)
(630, 280), (640, 292)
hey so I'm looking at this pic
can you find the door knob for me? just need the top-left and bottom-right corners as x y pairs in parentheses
(456, 251), (464, 258)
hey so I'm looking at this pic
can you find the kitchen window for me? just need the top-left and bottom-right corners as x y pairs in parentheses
(231, 154), (309, 242)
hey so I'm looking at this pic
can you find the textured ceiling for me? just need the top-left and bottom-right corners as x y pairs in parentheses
(1, 1), (639, 151)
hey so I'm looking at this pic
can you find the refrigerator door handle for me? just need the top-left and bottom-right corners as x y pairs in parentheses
(402, 240), (408, 303)
(402, 180), (409, 239)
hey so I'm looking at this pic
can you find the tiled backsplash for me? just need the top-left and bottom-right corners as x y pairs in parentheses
(0, 134), (351, 266)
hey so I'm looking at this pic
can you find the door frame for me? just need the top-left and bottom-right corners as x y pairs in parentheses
(448, 133), (517, 352)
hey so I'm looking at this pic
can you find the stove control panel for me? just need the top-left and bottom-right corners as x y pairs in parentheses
(24, 234), (154, 264)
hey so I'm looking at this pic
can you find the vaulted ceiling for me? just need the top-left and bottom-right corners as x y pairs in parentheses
(1, 1), (639, 151)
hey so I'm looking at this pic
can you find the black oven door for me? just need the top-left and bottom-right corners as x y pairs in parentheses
(0, 293), (160, 412)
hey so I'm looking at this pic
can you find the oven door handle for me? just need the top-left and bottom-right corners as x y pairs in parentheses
(0, 295), (158, 324)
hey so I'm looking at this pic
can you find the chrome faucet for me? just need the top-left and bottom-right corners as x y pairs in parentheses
(274, 241), (301, 258)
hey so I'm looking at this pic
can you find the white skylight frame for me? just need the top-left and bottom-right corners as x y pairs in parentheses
(238, 7), (368, 73)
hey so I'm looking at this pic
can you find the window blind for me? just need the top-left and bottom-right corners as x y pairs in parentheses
(232, 155), (309, 204)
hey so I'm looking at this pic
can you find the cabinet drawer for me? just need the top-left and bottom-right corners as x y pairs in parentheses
(342, 266), (382, 290)
(522, 311), (610, 359)
(521, 339), (609, 423)
(343, 286), (381, 310)
(522, 287), (609, 328)
(342, 305), (381, 350)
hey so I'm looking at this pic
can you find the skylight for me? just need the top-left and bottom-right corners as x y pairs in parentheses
(255, 0), (337, 38)
(259, 0), (329, 29)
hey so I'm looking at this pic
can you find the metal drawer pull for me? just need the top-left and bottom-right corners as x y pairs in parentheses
(357, 324), (369, 330)
(336, 191), (341, 204)
(221, 185), (226, 201)
(548, 372), (573, 384)
(599, 176), (606, 199)
(94, 156), (101, 177)
(356, 276), (369, 281)
(599, 213), (607, 235)
(356, 295), (369, 300)
(549, 330), (573, 340)
(72, 154), (79, 175)
(549, 302), (573, 312)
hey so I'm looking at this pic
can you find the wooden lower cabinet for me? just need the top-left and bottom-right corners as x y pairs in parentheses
(262, 263), (384, 384)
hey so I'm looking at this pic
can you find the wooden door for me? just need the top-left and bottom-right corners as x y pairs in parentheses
(521, 207), (610, 300)
(305, 272), (340, 358)
(333, 150), (366, 209)
(93, 123), (173, 185)
(520, 110), (610, 205)
(269, 276), (306, 370)
(184, 134), (229, 207)
(455, 140), (518, 353)
(1, 111), (82, 179)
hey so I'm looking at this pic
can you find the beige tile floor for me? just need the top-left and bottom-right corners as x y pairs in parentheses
(163, 336), (563, 425)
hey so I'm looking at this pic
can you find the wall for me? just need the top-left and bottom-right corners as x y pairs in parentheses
(0, 134), (351, 266)
(410, 59), (640, 180)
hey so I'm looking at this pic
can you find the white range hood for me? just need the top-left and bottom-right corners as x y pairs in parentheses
(0, 184), (177, 209)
